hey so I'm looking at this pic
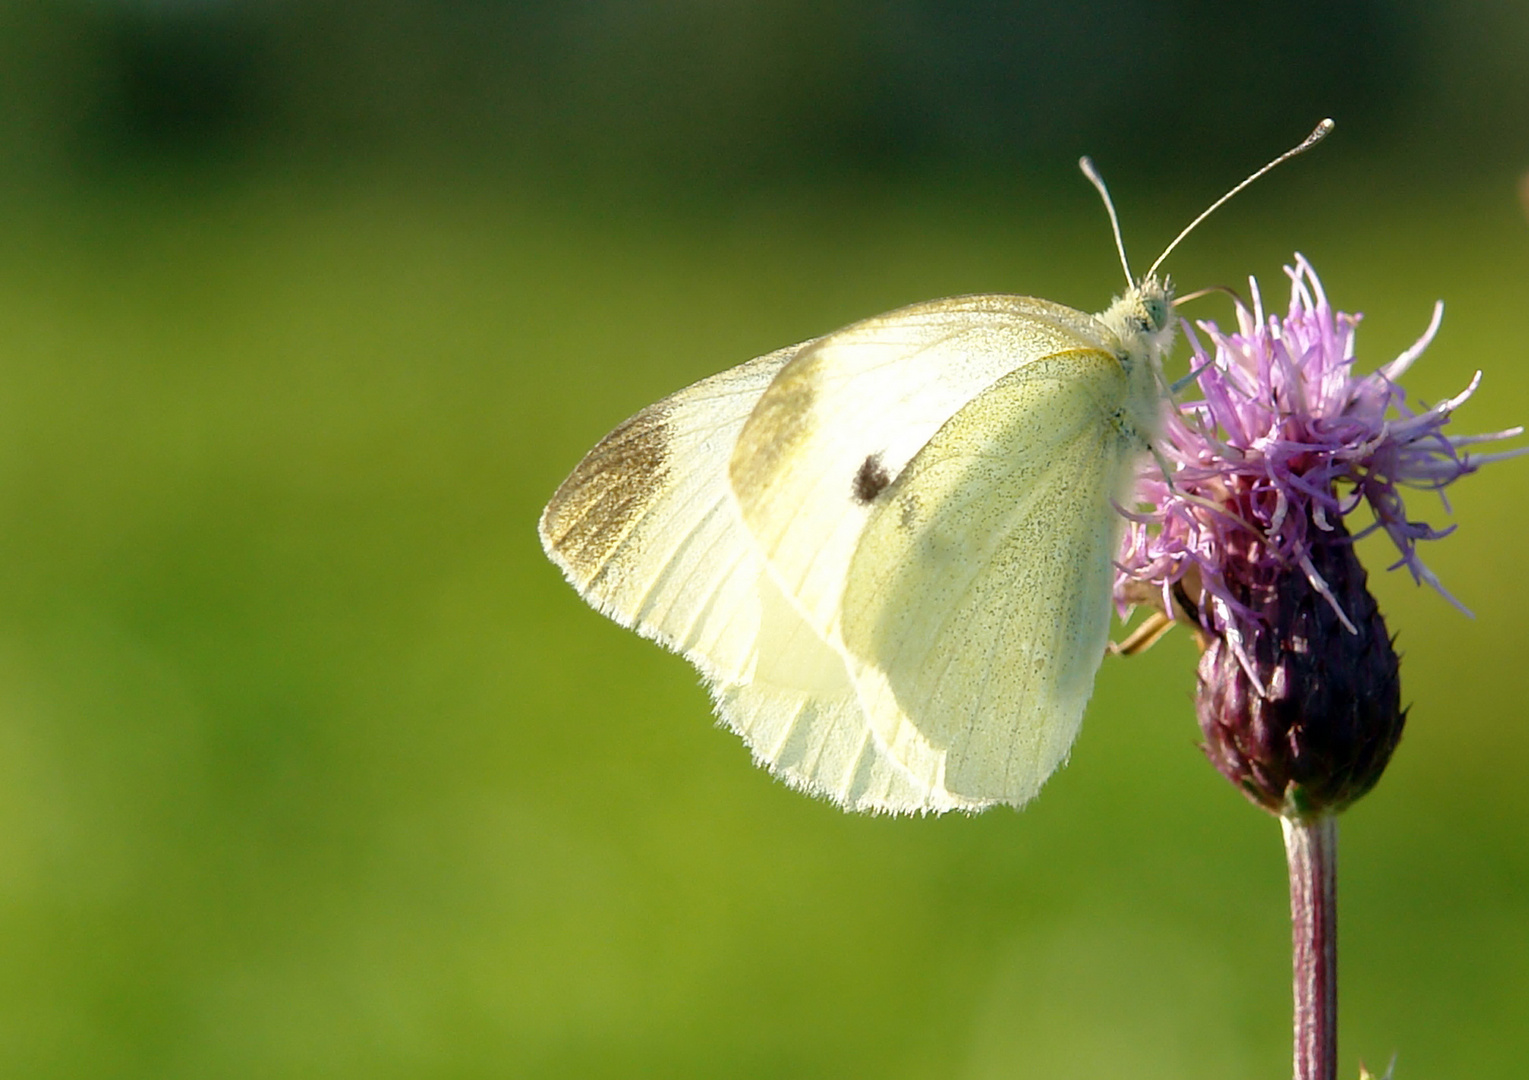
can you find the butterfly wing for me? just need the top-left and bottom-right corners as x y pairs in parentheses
(546, 294), (1144, 814)
(730, 295), (1109, 636)
(729, 297), (1146, 810)
(540, 345), (801, 676)
(538, 343), (934, 810)
(836, 348), (1142, 808)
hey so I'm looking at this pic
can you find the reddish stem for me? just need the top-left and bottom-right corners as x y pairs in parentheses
(1283, 815), (1338, 1080)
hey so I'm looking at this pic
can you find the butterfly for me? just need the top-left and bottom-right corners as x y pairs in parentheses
(539, 122), (1332, 815)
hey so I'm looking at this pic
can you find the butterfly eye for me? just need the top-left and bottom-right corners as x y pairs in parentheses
(1142, 297), (1169, 330)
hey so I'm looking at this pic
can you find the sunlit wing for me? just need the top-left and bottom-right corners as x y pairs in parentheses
(543, 297), (1142, 814)
(540, 346), (802, 677)
(837, 349), (1142, 807)
(538, 342), (937, 810)
(730, 295), (1114, 637)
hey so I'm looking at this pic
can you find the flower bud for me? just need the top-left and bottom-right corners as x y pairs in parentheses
(1195, 512), (1405, 820)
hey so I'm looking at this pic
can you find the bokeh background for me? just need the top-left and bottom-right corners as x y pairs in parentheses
(0, 2), (1526, 1077)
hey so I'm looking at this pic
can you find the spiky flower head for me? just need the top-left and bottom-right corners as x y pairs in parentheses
(1117, 255), (1524, 819)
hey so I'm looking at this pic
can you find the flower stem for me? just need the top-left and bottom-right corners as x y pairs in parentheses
(1283, 814), (1338, 1080)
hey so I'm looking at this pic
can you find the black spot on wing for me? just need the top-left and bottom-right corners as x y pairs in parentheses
(853, 452), (892, 503)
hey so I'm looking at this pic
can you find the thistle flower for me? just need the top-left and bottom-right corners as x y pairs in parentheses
(1116, 254), (1525, 819)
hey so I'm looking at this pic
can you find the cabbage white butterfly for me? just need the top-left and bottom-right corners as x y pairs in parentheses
(540, 122), (1333, 814)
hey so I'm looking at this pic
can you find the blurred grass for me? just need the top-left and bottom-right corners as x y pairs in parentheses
(0, 166), (1523, 1078)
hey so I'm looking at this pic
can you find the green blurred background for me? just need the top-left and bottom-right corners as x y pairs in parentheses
(0, 2), (1525, 1077)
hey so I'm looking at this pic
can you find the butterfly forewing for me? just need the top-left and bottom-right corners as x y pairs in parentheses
(539, 341), (943, 810)
(729, 295), (1116, 640)
(540, 345), (803, 677)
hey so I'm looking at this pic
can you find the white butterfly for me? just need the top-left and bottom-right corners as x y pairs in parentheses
(539, 123), (1333, 815)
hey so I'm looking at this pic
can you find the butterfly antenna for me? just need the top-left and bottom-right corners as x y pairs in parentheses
(1145, 118), (1335, 280)
(1079, 156), (1134, 287)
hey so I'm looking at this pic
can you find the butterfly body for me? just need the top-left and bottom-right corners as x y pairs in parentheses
(540, 278), (1177, 814)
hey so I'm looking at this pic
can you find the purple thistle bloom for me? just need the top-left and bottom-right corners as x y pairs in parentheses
(1116, 255), (1525, 817)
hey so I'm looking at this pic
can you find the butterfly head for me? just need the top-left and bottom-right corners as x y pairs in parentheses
(1079, 119), (1331, 375)
(1100, 275), (1178, 367)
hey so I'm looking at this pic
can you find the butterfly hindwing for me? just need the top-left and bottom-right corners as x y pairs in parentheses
(837, 348), (1141, 807)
